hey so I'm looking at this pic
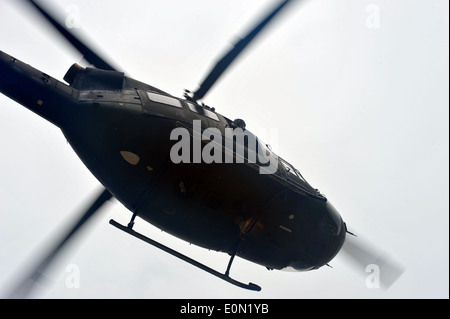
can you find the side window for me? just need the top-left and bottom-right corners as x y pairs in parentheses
(187, 102), (219, 121)
(147, 92), (182, 108)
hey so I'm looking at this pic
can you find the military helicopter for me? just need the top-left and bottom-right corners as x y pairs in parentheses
(0, 0), (403, 297)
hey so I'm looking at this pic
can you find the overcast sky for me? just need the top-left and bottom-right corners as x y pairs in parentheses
(0, 0), (448, 299)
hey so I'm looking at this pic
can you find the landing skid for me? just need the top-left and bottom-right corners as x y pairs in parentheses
(109, 219), (261, 291)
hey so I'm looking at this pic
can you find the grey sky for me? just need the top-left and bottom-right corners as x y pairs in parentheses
(0, 0), (448, 298)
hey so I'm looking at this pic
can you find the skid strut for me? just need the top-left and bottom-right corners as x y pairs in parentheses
(109, 219), (261, 291)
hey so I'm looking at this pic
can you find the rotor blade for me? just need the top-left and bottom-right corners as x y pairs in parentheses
(26, 0), (117, 71)
(341, 234), (405, 289)
(6, 188), (112, 298)
(191, 0), (294, 101)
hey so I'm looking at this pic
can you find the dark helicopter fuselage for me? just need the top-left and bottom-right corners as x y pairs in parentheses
(0, 50), (346, 272)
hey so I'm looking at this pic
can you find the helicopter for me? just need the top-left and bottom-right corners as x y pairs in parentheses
(0, 0), (403, 297)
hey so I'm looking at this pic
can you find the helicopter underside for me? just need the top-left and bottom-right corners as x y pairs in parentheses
(62, 97), (345, 271)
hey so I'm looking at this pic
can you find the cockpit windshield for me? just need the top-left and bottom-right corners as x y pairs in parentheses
(279, 158), (307, 184)
(277, 157), (325, 199)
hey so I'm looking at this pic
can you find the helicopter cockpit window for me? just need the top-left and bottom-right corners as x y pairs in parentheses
(187, 102), (219, 121)
(147, 92), (182, 108)
(280, 159), (307, 184)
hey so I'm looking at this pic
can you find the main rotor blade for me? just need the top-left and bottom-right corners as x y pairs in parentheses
(6, 188), (112, 298)
(191, 0), (294, 101)
(341, 234), (405, 289)
(26, 0), (117, 71)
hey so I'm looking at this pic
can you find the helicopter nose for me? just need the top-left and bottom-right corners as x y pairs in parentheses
(320, 202), (344, 236)
(318, 202), (346, 265)
(287, 202), (347, 271)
